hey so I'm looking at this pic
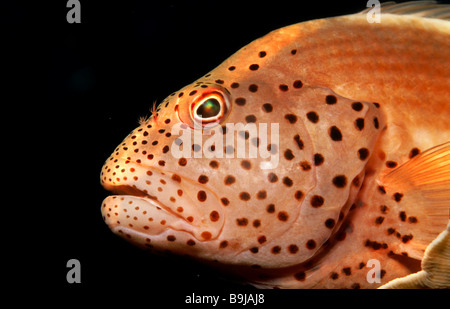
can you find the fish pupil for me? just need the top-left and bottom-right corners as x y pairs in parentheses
(196, 98), (221, 119)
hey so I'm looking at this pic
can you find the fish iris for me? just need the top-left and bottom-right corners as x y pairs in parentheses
(196, 98), (221, 119)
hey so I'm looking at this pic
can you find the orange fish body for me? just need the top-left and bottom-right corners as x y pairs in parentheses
(100, 2), (450, 288)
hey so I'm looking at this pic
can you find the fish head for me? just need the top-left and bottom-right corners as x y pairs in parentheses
(101, 58), (384, 269)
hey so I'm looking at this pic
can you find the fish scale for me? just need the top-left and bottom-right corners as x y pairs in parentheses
(100, 2), (450, 288)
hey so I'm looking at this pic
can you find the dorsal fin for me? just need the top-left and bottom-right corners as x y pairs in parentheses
(359, 1), (450, 21)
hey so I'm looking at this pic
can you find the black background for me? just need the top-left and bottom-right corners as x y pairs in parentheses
(7, 0), (449, 305)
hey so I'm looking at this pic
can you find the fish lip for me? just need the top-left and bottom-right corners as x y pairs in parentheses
(101, 160), (189, 223)
(101, 158), (225, 241)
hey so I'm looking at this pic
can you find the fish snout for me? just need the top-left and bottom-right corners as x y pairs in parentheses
(100, 159), (225, 249)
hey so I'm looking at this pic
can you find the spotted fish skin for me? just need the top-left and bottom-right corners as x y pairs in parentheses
(100, 3), (450, 288)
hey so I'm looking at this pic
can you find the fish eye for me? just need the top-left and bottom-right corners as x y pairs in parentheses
(196, 98), (221, 119)
(192, 93), (228, 126)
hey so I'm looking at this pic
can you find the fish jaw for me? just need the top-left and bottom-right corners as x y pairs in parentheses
(101, 159), (225, 254)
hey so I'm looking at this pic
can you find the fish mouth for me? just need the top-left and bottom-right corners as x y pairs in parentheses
(101, 159), (225, 243)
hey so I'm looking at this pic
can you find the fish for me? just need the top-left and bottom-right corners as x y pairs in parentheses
(100, 1), (450, 288)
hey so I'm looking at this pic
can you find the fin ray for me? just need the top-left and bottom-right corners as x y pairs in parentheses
(380, 142), (450, 258)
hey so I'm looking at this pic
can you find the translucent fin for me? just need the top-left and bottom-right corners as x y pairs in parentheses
(380, 142), (450, 257)
(359, 1), (450, 21)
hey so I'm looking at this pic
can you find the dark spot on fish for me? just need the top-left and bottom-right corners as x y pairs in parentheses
(268, 173), (278, 183)
(215, 79), (224, 84)
(189, 90), (197, 96)
(250, 247), (259, 253)
(293, 134), (304, 150)
(239, 192), (251, 201)
(201, 232), (212, 240)
(314, 153), (324, 166)
(266, 204), (275, 213)
(284, 149), (295, 160)
(352, 176), (360, 187)
(288, 244), (299, 254)
(259, 51), (266, 58)
(380, 205), (389, 214)
(197, 190), (207, 202)
(271, 246), (281, 254)
(375, 216), (385, 225)
(219, 241), (228, 248)
(256, 190), (267, 200)
(209, 211), (220, 222)
(236, 218), (248, 226)
(306, 111), (319, 123)
(279, 84), (289, 92)
(325, 95), (337, 105)
(228, 66), (236, 71)
(306, 239), (316, 250)
(198, 175), (209, 184)
(253, 220), (261, 228)
(291, 49), (297, 55)
(311, 195), (324, 207)
(355, 118), (364, 131)
(209, 160), (219, 169)
(282, 177), (293, 187)
(386, 161), (398, 168)
(192, 144), (201, 152)
(393, 192), (403, 202)
(249, 64), (259, 71)
(325, 218), (336, 229)
(399, 211), (407, 222)
(342, 268), (351, 276)
(295, 190), (304, 200)
(351, 102), (363, 111)
(278, 211), (289, 221)
(299, 161), (311, 171)
(231, 82), (239, 88)
(171, 174), (182, 183)
(409, 147), (420, 158)
(294, 272), (305, 281)
(373, 117), (379, 129)
(257, 235), (266, 244)
(332, 175), (347, 188)
(402, 234), (413, 243)
(249, 84), (258, 92)
(408, 216), (418, 223)
(245, 115), (256, 123)
(262, 103), (273, 112)
(241, 160), (251, 170)
(293, 80), (303, 88)
(224, 175), (236, 185)
(235, 97), (246, 106)
(285, 114), (297, 124)
(358, 148), (369, 160)
(378, 185), (386, 194)
(330, 272), (339, 280)
(220, 197), (229, 206)
(329, 126), (342, 141)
